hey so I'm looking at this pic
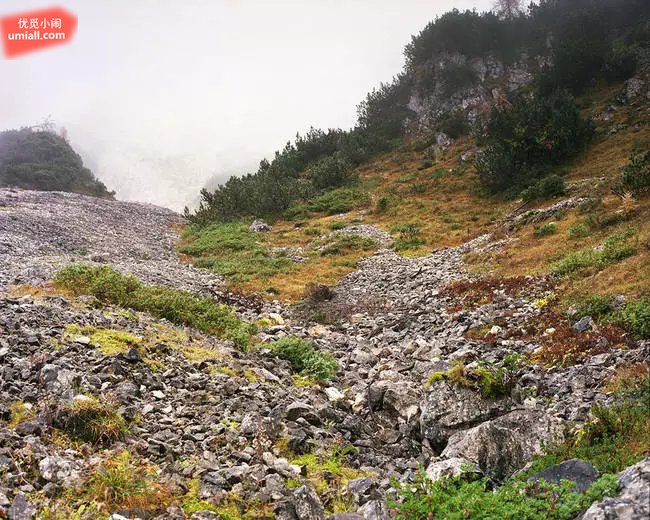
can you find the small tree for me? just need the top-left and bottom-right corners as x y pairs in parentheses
(493, 0), (523, 19)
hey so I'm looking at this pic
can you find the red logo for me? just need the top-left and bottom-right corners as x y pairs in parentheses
(1, 6), (77, 58)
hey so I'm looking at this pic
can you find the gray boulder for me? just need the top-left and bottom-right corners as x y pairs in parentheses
(441, 408), (564, 481)
(294, 485), (326, 520)
(7, 494), (35, 520)
(425, 457), (479, 482)
(420, 381), (513, 451)
(38, 456), (84, 488)
(249, 219), (271, 232)
(529, 458), (599, 493)
(580, 458), (650, 519)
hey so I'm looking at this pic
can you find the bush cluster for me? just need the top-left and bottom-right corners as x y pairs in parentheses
(54, 264), (255, 348)
(0, 127), (113, 198)
(475, 91), (594, 196)
(618, 151), (650, 196)
(267, 337), (338, 381)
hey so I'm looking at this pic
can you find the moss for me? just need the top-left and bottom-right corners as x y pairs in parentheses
(65, 324), (141, 356)
(6, 401), (35, 428)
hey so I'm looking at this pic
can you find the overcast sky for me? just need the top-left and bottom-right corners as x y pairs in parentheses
(1, 0), (493, 210)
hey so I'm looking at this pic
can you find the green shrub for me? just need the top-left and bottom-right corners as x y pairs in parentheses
(618, 151), (650, 196)
(285, 187), (371, 220)
(329, 221), (346, 231)
(534, 222), (558, 238)
(306, 155), (356, 190)
(567, 223), (589, 239)
(319, 235), (376, 257)
(521, 175), (566, 202)
(268, 337), (338, 380)
(530, 385), (650, 474)
(390, 470), (618, 520)
(475, 92), (594, 195)
(391, 222), (426, 251)
(619, 298), (650, 338)
(375, 195), (394, 213)
(438, 110), (470, 139)
(572, 294), (614, 320)
(54, 265), (254, 348)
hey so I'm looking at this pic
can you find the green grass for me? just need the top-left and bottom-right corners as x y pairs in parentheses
(568, 293), (650, 339)
(54, 265), (255, 349)
(534, 222), (558, 238)
(285, 187), (371, 220)
(319, 234), (377, 256)
(179, 222), (293, 283)
(551, 229), (637, 276)
(391, 470), (618, 520)
(267, 336), (338, 380)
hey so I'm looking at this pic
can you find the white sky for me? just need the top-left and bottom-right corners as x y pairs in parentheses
(1, 0), (493, 210)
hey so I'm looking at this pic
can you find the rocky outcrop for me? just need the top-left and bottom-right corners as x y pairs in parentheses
(579, 458), (650, 519)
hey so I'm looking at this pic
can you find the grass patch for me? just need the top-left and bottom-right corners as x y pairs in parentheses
(85, 451), (172, 515)
(60, 395), (129, 444)
(267, 336), (338, 381)
(64, 324), (140, 356)
(319, 234), (377, 256)
(551, 229), (637, 276)
(534, 222), (558, 238)
(54, 264), (255, 349)
(285, 187), (371, 220)
(179, 222), (293, 283)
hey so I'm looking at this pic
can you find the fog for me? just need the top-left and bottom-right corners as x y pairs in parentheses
(1, 0), (493, 211)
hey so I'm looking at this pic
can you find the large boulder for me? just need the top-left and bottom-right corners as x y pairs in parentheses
(579, 458), (650, 519)
(441, 408), (564, 482)
(249, 219), (271, 232)
(420, 381), (513, 451)
(529, 458), (599, 493)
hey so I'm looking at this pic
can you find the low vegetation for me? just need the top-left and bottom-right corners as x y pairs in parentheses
(427, 354), (522, 399)
(267, 336), (338, 381)
(551, 229), (637, 276)
(54, 264), (255, 348)
(59, 395), (128, 444)
(178, 222), (293, 283)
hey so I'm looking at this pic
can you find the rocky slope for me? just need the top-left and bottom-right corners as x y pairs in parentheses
(0, 187), (648, 519)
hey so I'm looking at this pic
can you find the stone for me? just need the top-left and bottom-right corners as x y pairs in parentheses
(123, 347), (141, 362)
(293, 485), (326, 520)
(420, 382), (513, 451)
(441, 409), (564, 481)
(7, 494), (35, 520)
(580, 458), (649, 519)
(38, 456), (83, 488)
(529, 459), (599, 493)
(425, 457), (479, 481)
(572, 316), (595, 333)
(190, 512), (221, 520)
(249, 219), (271, 232)
(324, 387), (344, 402)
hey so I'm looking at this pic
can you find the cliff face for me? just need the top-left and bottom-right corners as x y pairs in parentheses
(404, 51), (542, 133)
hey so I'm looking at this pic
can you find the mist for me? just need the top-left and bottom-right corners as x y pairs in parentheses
(1, 0), (493, 211)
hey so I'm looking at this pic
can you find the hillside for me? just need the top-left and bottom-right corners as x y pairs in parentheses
(1, 1), (649, 519)
(0, 127), (114, 198)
